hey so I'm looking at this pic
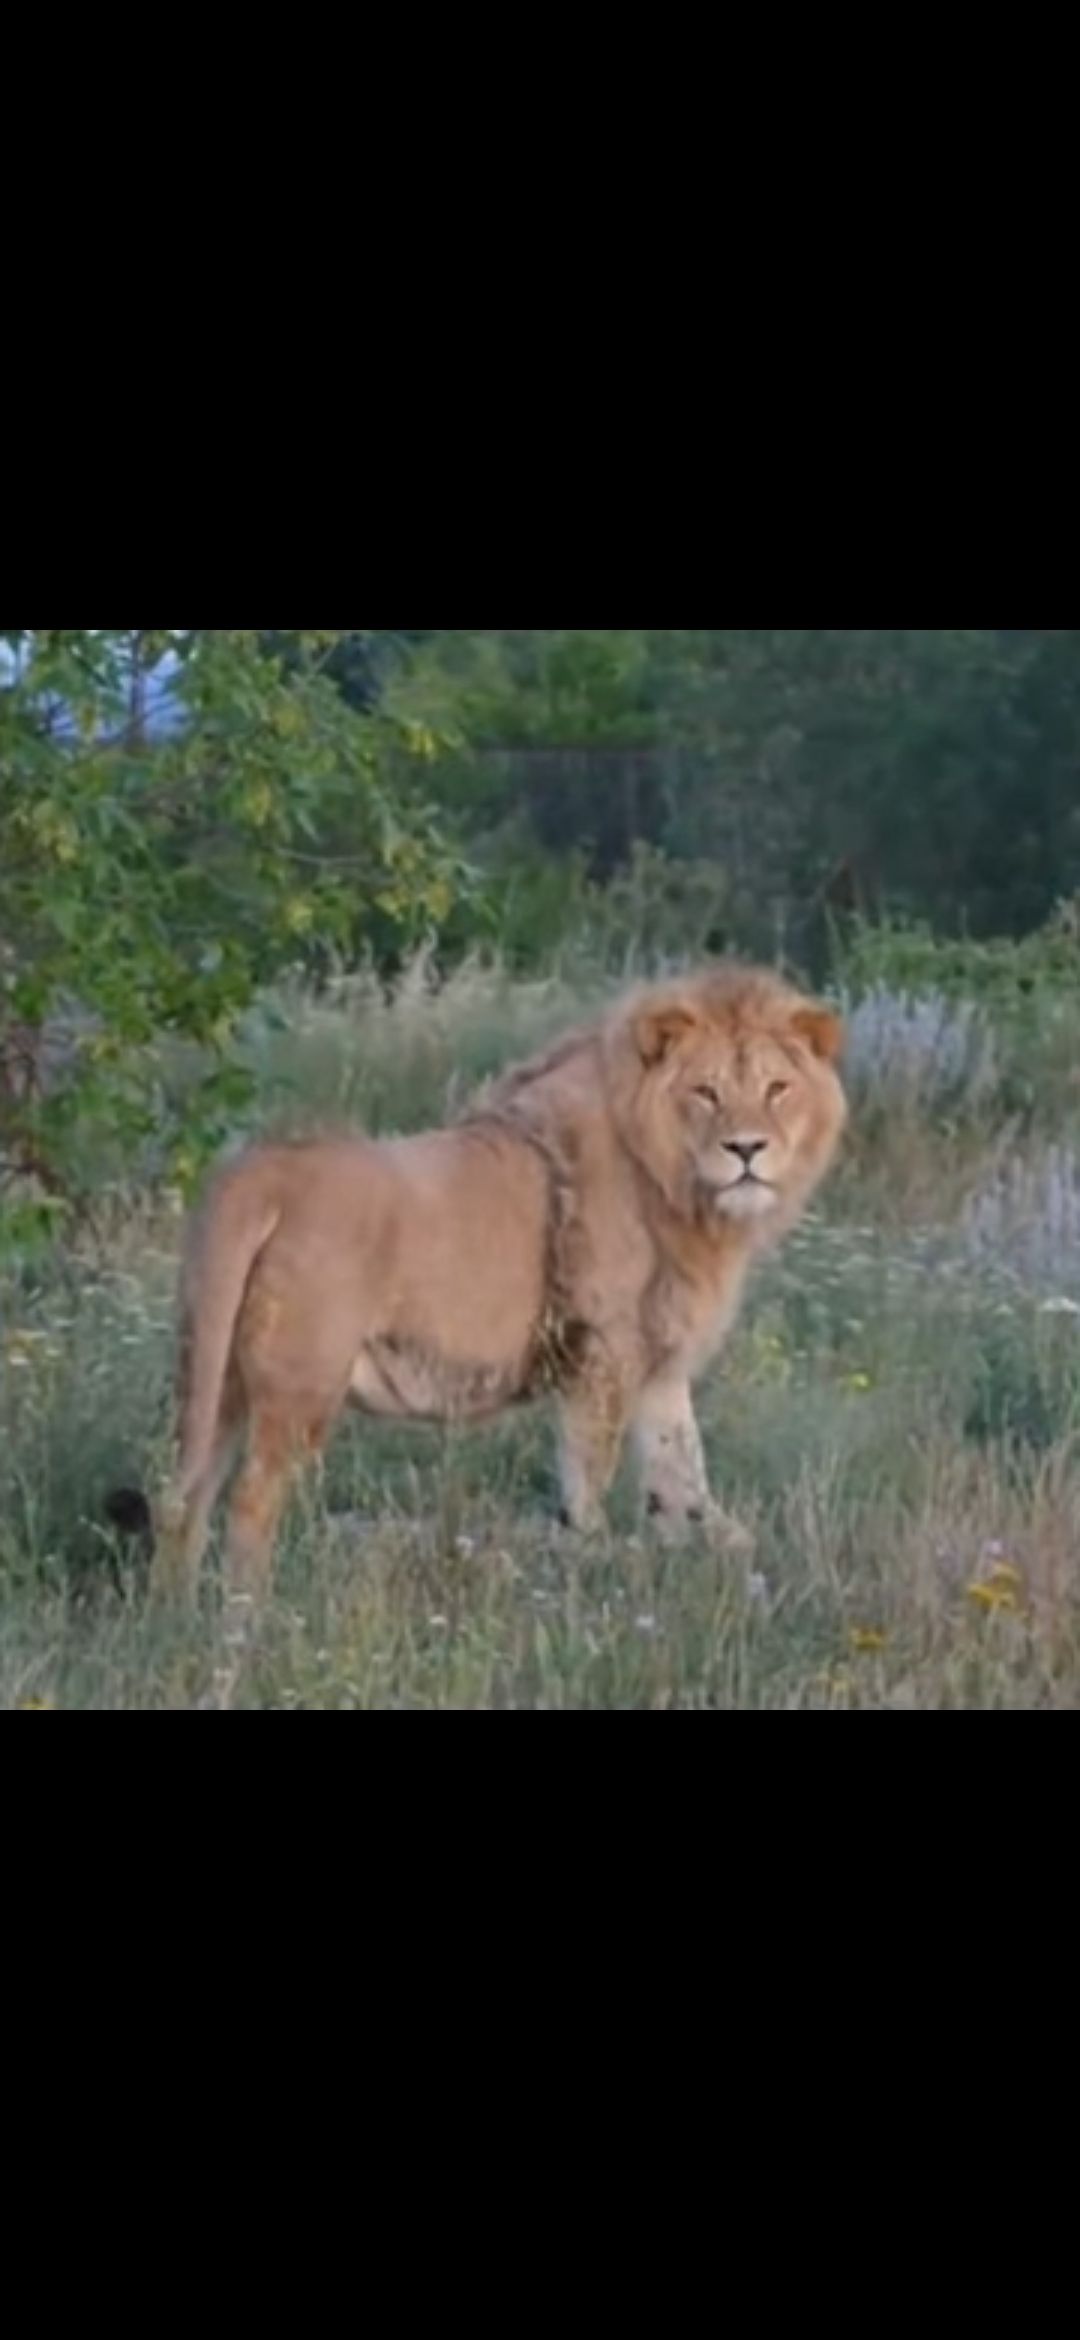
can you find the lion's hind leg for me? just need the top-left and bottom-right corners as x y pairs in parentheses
(151, 1386), (244, 1607)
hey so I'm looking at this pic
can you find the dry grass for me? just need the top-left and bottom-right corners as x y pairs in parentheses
(4, 961), (1080, 1710)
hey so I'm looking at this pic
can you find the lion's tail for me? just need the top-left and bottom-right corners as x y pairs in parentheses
(172, 1168), (281, 1501)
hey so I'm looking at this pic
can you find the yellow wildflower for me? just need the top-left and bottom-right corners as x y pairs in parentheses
(968, 1579), (1021, 1615)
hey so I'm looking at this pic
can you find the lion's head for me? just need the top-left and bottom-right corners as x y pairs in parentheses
(606, 967), (847, 1229)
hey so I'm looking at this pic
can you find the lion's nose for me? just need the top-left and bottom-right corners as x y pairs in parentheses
(725, 1138), (767, 1169)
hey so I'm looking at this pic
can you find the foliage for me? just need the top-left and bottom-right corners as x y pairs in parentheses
(835, 899), (1080, 1006)
(0, 629), (473, 1227)
(832, 904), (1080, 1149)
(402, 629), (1080, 957)
(470, 838), (741, 973)
(8, 624), (1080, 1214)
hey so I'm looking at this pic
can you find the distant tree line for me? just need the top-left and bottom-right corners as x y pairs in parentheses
(358, 629), (1080, 948)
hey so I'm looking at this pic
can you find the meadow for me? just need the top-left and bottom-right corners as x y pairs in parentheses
(5, 952), (1080, 1710)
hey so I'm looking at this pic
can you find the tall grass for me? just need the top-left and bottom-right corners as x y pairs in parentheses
(237, 952), (603, 1136)
(4, 957), (1080, 1710)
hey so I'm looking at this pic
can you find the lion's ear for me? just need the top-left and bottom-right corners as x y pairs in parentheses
(635, 1001), (700, 1067)
(790, 1004), (845, 1064)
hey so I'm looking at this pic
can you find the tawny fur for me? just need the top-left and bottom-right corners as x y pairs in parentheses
(151, 965), (847, 1608)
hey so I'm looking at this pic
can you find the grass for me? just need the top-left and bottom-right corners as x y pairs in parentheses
(5, 961), (1080, 1710)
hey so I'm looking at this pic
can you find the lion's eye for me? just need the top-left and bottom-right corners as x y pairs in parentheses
(767, 1081), (791, 1106)
(693, 1085), (722, 1108)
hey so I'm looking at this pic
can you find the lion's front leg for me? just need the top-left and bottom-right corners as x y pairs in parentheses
(555, 1354), (630, 1534)
(631, 1376), (753, 1554)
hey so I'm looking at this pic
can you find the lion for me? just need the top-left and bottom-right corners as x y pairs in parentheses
(148, 964), (846, 1609)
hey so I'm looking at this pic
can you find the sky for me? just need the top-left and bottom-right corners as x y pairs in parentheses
(0, 632), (186, 738)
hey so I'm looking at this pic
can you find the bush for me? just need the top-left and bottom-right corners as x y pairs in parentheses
(843, 988), (998, 1122)
(0, 630), (476, 1235)
(834, 907), (1080, 1131)
(835, 904), (1080, 1022)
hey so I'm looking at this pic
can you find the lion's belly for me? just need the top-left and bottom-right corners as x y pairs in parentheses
(344, 1126), (552, 1423)
(349, 1337), (529, 1424)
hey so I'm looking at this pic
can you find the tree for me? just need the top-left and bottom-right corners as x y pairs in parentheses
(0, 628), (472, 1234)
(404, 629), (1080, 952)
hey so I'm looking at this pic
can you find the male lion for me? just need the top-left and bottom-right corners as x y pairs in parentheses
(150, 965), (846, 1608)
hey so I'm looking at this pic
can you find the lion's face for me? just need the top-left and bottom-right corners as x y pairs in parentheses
(616, 977), (847, 1227)
(672, 1025), (835, 1221)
